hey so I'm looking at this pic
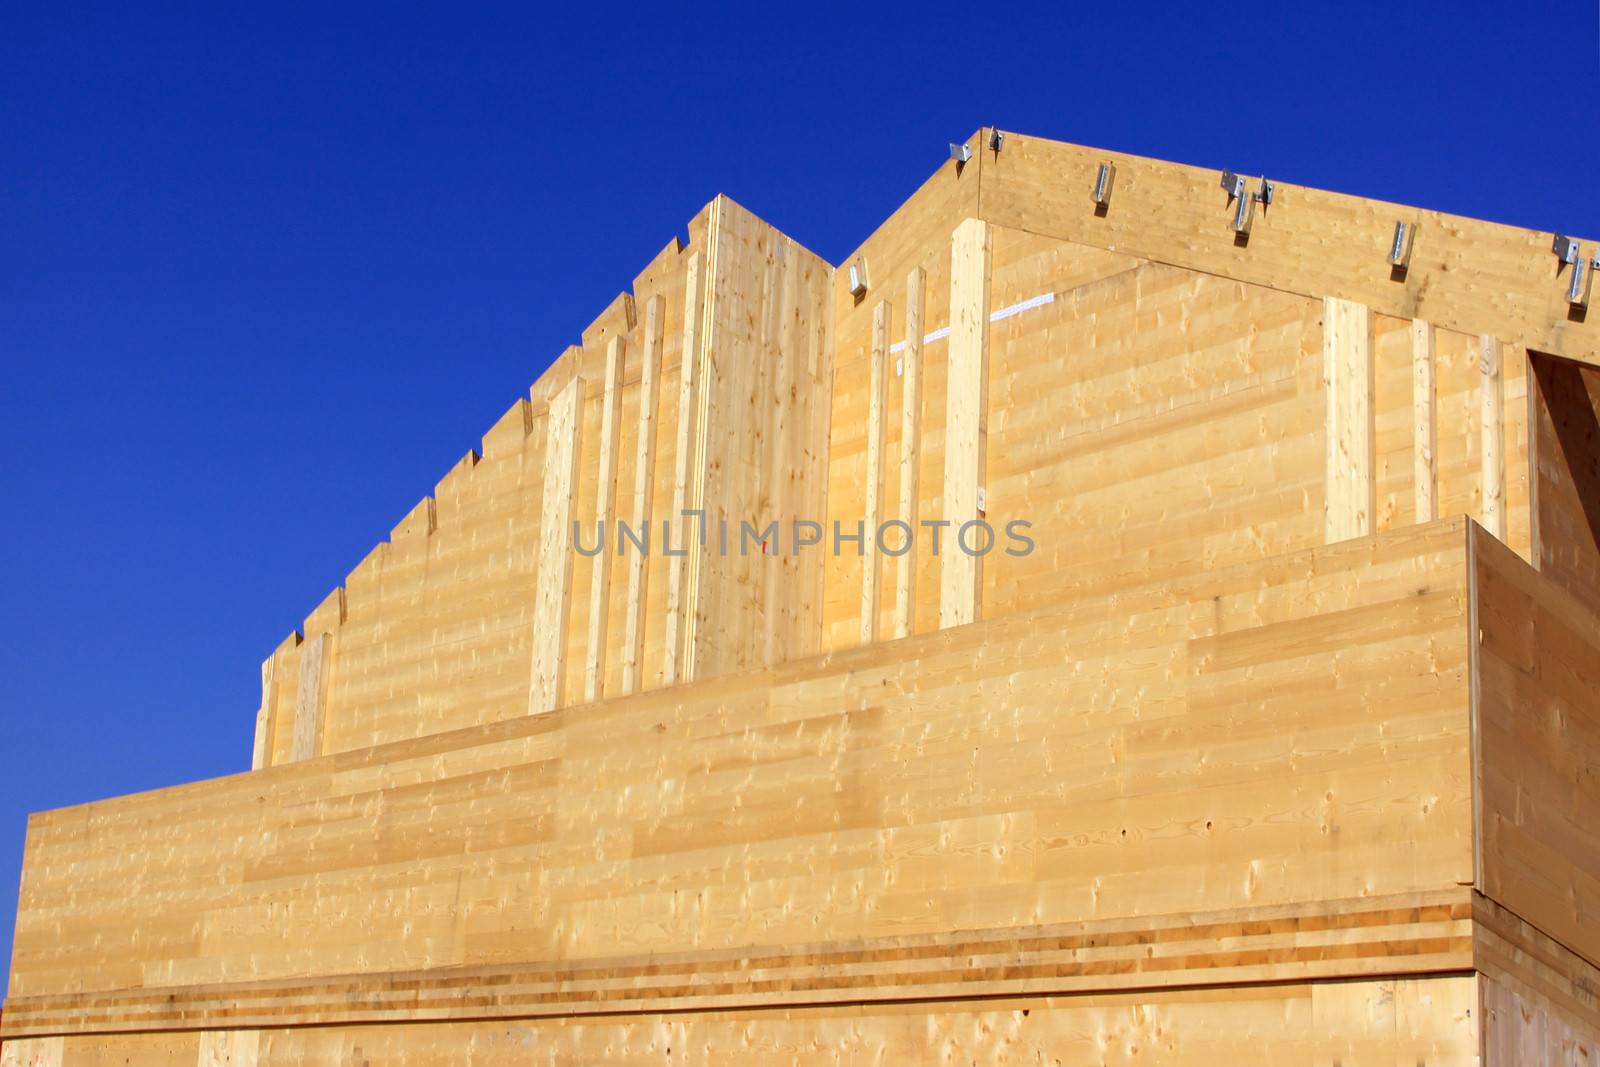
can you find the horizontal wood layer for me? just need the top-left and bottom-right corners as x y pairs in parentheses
(1474, 892), (1600, 1063)
(979, 129), (1600, 368)
(3, 976), (1485, 1065)
(821, 220), (1530, 654)
(1, 892), (1472, 1035)
(6, 521), (1474, 1034)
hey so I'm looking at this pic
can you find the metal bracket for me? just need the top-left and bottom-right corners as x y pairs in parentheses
(1092, 162), (1116, 206)
(989, 130), (1004, 153)
(847, 256), (869, 298)
(1571, 257), (1593, 308)
(1554, 236), (1592, 308)
(949, 142), (972, 164)
(1221, 171), (1271, 234)
(1389, 221), (1416, 269)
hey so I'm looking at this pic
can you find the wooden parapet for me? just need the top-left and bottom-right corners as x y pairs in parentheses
(5, 521), (1479, 1033)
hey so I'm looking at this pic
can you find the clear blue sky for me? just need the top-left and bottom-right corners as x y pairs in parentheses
(3, 1), (1597, 987)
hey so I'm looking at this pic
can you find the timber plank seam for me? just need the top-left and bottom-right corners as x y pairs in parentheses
(9, 128), (1600, 1063)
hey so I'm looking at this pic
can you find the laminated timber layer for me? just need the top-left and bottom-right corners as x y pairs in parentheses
(8, 129), (1600, 1063)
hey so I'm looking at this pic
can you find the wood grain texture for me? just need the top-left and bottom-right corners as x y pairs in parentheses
(859, 299), (890, 645)
(620, 295), (665, 696)
(680, 197), (834, 681)
(5, 520), (1476, 1032)
(197, 1029), (259, 1067)
(662, 249), (706, 687)
(1323, 297), (1376, 543)
(15, 129), (1600, 1060)
(288, 633), (331, 763)
(250, 654), (278, 772)
(1473, 523), (1600, 974)
(528, 375), (585, 715)
(939, 217), (992, 629)
(1481, 335), (1507, 540)
(20, 978), (1483, 1066)
(893, 267), (925, 641)
(980, 129), (1600, 367)
(1475, 892), (1600, 1065)
(582, 336), (626, 703)
(1530, 351), (1600, 618)
(1413, 319), (1438, 523)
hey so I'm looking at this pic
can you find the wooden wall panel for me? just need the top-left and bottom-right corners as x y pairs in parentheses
(1473, 524), (1600, 973)
(981, 233), (1324, 620)
(5, 521), (1474, 1030)
(28, 979), (1482, 1065)
(823, 140), (977, 651)
(1476, 893), (1600, 1066)
(1530, 352), (1600, 618)
(242, 195), (830, 756)
(684, 197), (835, 680)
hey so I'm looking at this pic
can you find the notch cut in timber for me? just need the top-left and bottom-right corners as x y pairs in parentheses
(860, 299), (890, 645)
(894, 267), (926, 640)
(529, 375), (585, 715)
(939, 217), (992, 630)
(620, 295), (665, 696)
(1323, 297), (1376, 543)
(583, 335), (626, 703)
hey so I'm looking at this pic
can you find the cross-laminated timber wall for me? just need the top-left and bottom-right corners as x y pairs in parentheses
(7, 129), (1600, 1063)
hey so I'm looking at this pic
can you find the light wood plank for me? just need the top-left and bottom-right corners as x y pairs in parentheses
(582, 335), (626, 703)
(1323, 296), (1376, 543)
(289, 633), (331, 763)
(894, 267), (926, 640)
(662, 251), (705, 686)
(860, 299), (890, 644)
(620, 295), (665, 696)
(1481, 334), (1506, 540)
(1412, 319), (1438, 523)
(528, 375), (586, 715)
(250, 653), (278, 771)
(940, 217), (992, 629)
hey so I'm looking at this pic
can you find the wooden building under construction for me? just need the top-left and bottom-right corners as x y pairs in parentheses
(5, 128), (1600, 1064)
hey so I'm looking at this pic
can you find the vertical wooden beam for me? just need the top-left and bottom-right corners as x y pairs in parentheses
(1322, 297), (1376, 543)
(290, 632), (331, 762)
(894, 267), (926, 640)
(582, 335), (626, 703)
(860, 299), (891, 645)
(621, 294), (665, 696)
(1412, 319), (1438, 523)
(251, 652), (279, 770)
(529, 375), (586, 715)
(939, 218), (992, 630)
(1481, 334), (1507, 540)
(663, 251), (705, 686)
